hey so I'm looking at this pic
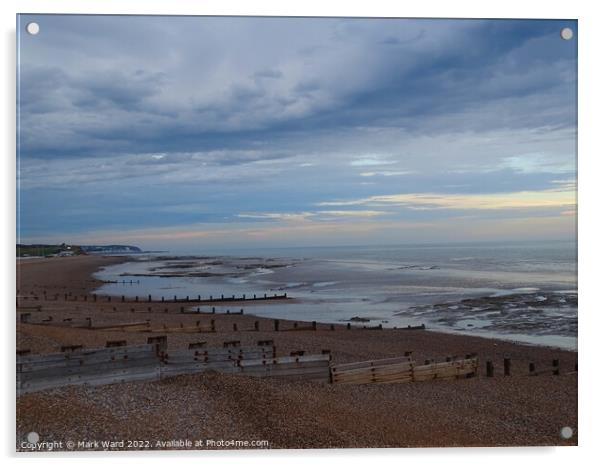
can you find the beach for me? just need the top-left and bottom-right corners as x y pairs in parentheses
(16, 255), (578, 449)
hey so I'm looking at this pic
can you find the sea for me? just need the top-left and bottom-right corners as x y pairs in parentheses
(93, 240), (577, 350)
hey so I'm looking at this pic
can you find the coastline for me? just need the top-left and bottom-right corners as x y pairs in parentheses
(16, 255), (578, 448)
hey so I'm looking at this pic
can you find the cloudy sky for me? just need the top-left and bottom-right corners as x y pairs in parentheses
(17, 15), (577, 251)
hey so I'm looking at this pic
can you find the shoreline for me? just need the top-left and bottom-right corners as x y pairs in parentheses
(92, 254), (577, 352)
(16, 255), (578, 448)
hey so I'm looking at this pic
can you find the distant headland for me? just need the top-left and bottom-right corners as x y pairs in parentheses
(16, 243), (142, 257)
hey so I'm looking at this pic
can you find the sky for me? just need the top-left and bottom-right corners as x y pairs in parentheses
(17, 15), (577, 251)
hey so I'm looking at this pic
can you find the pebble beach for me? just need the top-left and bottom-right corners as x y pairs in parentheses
(16, 255), (578, 449)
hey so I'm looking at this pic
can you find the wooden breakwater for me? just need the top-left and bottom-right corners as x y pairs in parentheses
(330, 355), (479, 385)
(19, 292), (290, 304)
(16, 340), (331, 395)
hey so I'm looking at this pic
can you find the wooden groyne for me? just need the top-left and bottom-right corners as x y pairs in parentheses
(18, 338), (571, 395)
(20, 292), (290, 304)
(331, 355), (479, 385)
(16, 339), (331, 395)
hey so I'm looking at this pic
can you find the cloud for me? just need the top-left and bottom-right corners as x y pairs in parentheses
(350, 155), (396, 167)
(16, 15), (577, 246)
(359, 171), (414, 177)
(237, 212), (314, 221)
(237, 210), (388, 222)
(317, 187), (575, 211)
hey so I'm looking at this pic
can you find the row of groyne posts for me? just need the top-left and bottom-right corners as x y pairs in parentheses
(17, 290), (289, 304)
(19, 307), (423, 333)
(483, 357), (577, 377)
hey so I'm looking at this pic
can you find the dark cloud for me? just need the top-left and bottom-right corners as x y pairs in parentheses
(16, 15), (577, 244)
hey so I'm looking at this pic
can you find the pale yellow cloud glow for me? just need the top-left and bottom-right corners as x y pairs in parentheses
(317, 187), (575, 211)
(237, 210), (387, 221)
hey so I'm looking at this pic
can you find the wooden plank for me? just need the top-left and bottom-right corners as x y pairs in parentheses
(90, 322), (150, 330)
(18, 349), (157, 372)
(164, 353), (270, 364)
(333, 369), (412, 383)
(19, 358), (159, 381)
(170, 346), (274, 357)
(332, 361), (414, 378)
(18, 365), (161, 394)
(17, 344), (155, 363)
(240, 360), (330, 374)
(239, 354), (330, 367)
(331, 356), (412, 372)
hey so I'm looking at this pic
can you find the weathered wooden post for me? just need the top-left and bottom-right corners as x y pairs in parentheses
(243, 294), (246, 300)
(254, 321), (259, 331)
(148, 295), (152, 302)
(212, 307), (215, 314)
(552, 359), (560, 376)
(347, 323), (351, 330)
(186, 296), (189, 302)
(293, 322), (298, 329)
(486, 360), (494, 377)
(108, 296), (111, 302)
(135, 296), (138, 302)
(147, 335), (167, 357)
(504, 358), (511, 376)
(330, 324), (335, 331)
(274, 319), (280, 331)
(197, 295), (201, 301)
(210, 319), (216, 332)
(161, 296), (165, 302)
(233, 323), (238, 332)
(312, 321), (317, 331)
(86, 317), (92, 328)
(240, 309), (244, 315)
(221, 294), (224, 300)
(529, 362), (536, 375)
(121, 295), (125, 302)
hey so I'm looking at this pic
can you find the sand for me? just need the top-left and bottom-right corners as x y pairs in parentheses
(16, 255), (578, 449)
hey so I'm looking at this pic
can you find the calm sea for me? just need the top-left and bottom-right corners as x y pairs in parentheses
(94, 240), (577, 350)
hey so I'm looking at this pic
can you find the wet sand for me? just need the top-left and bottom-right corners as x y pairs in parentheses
(16, 256), (578, 449)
